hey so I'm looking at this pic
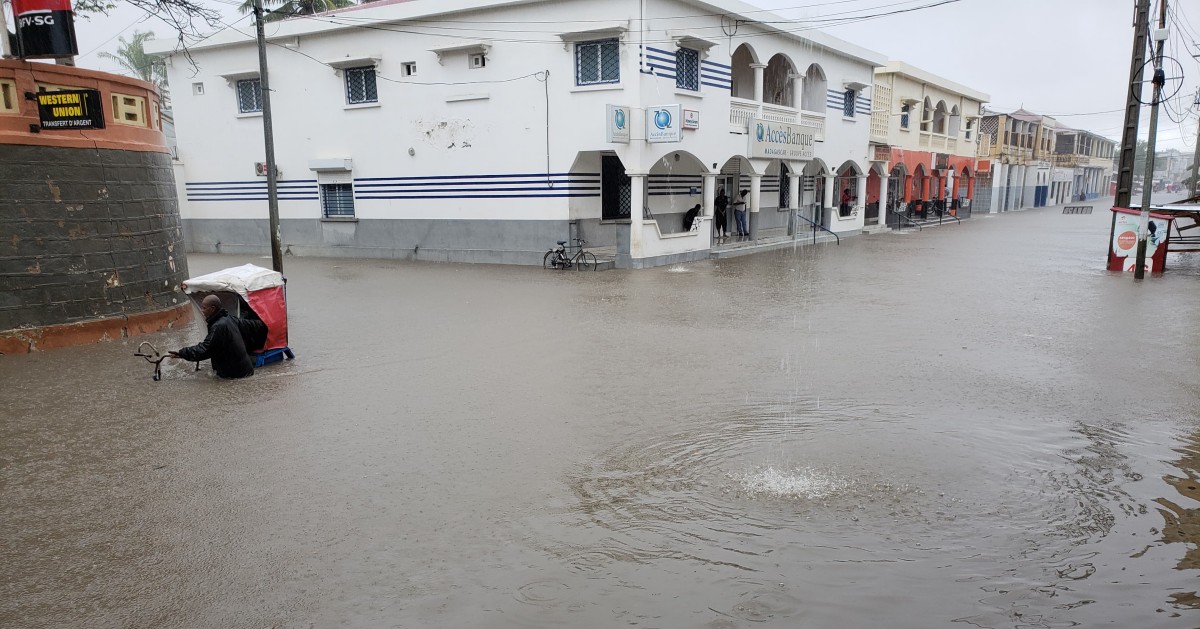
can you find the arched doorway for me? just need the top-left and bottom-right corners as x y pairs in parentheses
(730, 44), (758, 100)
(866, 165), (883, 225)
(801, 159), (828, 227)
(887, 163), (906, 226)
(800, 64), (826, 113)
(834, 161), (862, 220)
(912, 164), (928, 217)
(765, 54), (798, 107)
(648, 150), (709, 234)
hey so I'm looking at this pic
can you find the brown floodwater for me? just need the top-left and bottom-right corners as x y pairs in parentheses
(2, 202), (1199, 628)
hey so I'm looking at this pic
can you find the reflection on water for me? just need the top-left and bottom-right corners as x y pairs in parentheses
(2, 200), (1200, 628)
(1154, 434), (1200, 609)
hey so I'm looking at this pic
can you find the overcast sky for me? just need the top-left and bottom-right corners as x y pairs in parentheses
(13, 0), (1200, 151)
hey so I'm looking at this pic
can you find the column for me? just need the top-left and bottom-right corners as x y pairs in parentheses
(749, 173), (762, 240)
(921, 175), (930, 201)
(904, 174), (913, 202)
(792, 75), (804, 110)
(629, 173), (646, 260)
(822, 173), (835, 227)
(702, 174), (715, 216)
(702, 174), (715, 246)
(788, 170), (801, 235)
(751, 63), (767, 105)
(877, 171), (890, 229)
(966, 173), (975, 201)
(855, 171), (868, 221)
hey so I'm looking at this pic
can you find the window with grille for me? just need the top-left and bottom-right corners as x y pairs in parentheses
(236, 78), (262, 113)
(900, 104), (910, 129)
(321, 183), (355, 218)
(675, 47), (699, 91)
(576, 39), (620, 86)
(843, 90), (856, 118)
(345, 66), (378, 105)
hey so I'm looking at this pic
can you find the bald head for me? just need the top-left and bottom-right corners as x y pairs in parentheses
(200, 295), (223, 319)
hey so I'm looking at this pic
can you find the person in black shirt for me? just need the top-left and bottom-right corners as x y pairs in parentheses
(170, 295), (255, 379)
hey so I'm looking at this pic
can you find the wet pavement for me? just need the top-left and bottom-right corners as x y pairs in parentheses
(2, 199), (1199, 628)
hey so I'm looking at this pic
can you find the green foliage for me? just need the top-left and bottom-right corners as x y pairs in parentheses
(97, 30), (169, 103)
(237, 0), (356, 22)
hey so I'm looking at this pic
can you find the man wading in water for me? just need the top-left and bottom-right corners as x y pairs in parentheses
(169, 295), (255, 379)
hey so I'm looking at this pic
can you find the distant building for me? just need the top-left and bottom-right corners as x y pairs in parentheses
(1052, 127), (1115, 203)
(976, 108), (1056, 212)
(1154, 148), (1190, 185)
(868, 61), (989, 222)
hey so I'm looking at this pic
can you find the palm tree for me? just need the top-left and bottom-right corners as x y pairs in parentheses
(238, 0), (356, 22)
(97, 31), (170, 103)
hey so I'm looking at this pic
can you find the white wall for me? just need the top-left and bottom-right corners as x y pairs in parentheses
(158, 0), (883, 238)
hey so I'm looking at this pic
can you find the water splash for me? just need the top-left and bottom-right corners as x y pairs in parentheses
(737, 466), (847, 500)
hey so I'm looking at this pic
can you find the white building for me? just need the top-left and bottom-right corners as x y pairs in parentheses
(147, 0), (886, 268)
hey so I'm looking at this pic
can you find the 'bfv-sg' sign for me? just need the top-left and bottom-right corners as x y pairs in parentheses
(12, 0), (79, 59)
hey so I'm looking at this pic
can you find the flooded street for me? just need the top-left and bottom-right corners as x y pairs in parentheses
(3, 203), (1199, 628)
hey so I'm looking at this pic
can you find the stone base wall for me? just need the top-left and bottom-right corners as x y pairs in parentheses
(0, 145), (190, 335)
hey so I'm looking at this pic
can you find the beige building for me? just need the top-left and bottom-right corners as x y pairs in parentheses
(867, 61), (989, 225)
(977, 108), (1057, 212)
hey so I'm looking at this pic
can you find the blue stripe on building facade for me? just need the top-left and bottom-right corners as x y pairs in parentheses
(186, 175), (603, 202)
(639, 46), (731, 90)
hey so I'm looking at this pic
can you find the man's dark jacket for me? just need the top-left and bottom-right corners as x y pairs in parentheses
(177, 309), (254, 379)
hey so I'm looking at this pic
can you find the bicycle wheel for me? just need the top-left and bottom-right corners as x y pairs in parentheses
(575, 251), (598, 271)
(543, 250), (555, 269)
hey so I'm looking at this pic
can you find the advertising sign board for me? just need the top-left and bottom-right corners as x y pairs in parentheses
(748, 118), (815, 160)
(36, 89), (104, 129)
(646, 105), (682, 143)
(606, 105), (630, 144)
(13, 0), (79, 59)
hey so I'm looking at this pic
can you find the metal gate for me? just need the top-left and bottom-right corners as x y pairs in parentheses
(601, 155), (631, 221)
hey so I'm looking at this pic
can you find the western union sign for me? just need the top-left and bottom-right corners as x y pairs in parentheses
(36, 89), (105, 129)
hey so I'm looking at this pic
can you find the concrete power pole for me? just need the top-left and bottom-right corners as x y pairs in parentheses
(1115, 0), (1151, 209)
(1133, 0), (1168, 280)
(252, 0), (284, 274)
(1191, 91), (1200, 197)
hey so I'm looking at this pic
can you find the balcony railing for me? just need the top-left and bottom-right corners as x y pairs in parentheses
(729, 97), (824, 141)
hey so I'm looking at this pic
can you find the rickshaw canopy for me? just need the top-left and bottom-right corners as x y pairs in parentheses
(181, 264), (289, 351)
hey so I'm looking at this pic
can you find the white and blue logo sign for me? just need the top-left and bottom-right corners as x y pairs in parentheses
(606, 104), (630, 144)
(646, 104), (682, 143)
(748, 117), (815, 160)
(653, 108), (672, 130)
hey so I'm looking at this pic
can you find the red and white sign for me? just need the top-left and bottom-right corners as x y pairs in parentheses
(682, 109), (699, 130)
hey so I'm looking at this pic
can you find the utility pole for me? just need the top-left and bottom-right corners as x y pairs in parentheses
(1134, 0), (1168, 280)
(1191, 90), (1200, 197)
(1116, 0), (1151, 208)
(253, 0), (284, 274)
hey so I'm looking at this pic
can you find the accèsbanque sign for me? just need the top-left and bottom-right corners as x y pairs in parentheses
(13, 0), (79, 59)
(748, 118), (815, 160)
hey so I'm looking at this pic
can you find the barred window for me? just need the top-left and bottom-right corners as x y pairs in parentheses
(575, 39), (620, 86)
(345, 66), (378, 105)
(236, 78), (262, 114)
(321, 183), (355, 218)
(675, 47), (699, 91)
(843, 89), (856, 118)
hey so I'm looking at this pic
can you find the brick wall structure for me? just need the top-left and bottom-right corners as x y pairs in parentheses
(0, 60), (191, 353)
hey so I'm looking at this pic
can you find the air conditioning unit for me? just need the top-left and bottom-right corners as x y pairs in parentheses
(254, 162), (281, 177)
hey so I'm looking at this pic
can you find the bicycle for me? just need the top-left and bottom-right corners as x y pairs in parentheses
(543, 238), (597, 271)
